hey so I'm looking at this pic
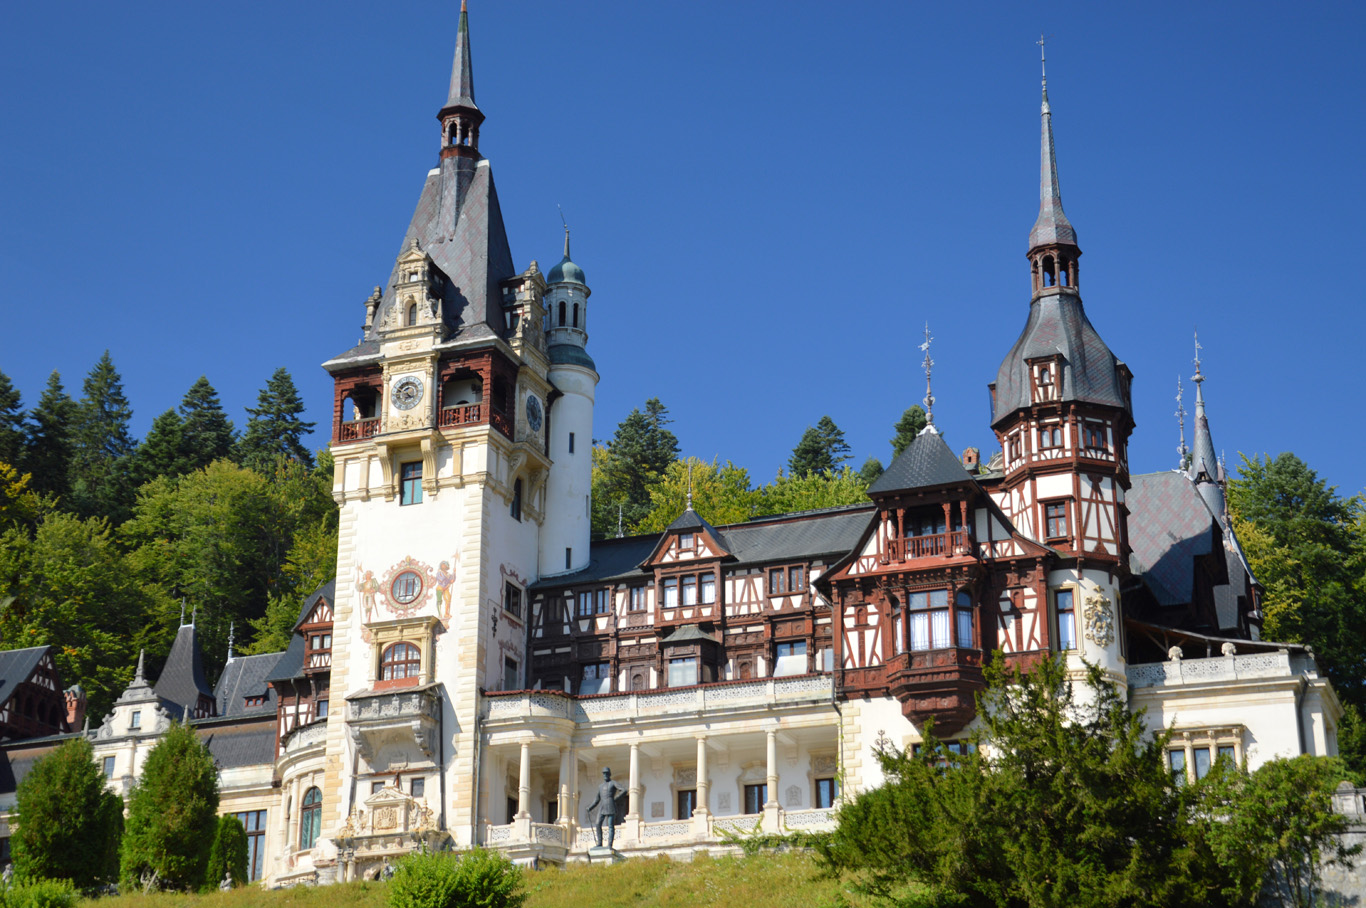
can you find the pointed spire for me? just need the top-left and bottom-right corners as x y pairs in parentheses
(1188, 330), (1221, 506)
(134, 649), (146, 684)
(686, 462), (695, 511)
(919, 324), (939, 435)
(227, 621), (235, 662)
(1175, 374), (1189, 469)
(446, 0), (478, 112)
(1029, 34), (1078, 251)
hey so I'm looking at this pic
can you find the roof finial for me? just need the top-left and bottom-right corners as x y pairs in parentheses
(686, 461), (694, 510)
(558, 206), (571, 260)
(616, 502), (624, 539)
(445, 0), (477, 111)
(1192, 329), (1205, 388)
(190, 604), (197, 626)
(227, 621), (235, 662)
(1037, 32), (1049, 105)
(134, 649), (146, 684)
(919, 323), (938, 434)
(1175, 374), (1189, 469)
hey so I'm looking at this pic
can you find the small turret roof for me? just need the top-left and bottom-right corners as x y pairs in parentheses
(442, 0), (478, 114)
(546, 229), (586, 286)
(868, 427), (974, 495)
(1029, 45), (1077, 251)
(153, 623), (214, 715)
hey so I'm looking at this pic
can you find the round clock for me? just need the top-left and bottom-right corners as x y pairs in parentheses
(526, 395), (543, 432)
(391, 376), (424, 411)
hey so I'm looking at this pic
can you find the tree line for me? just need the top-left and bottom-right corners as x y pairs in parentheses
(0, 357), (336, 719)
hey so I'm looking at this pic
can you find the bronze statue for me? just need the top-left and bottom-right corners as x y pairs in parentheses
(585, 766), (625, 849)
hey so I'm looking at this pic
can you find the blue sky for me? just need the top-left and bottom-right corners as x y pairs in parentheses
(2, 1), (1362, 498)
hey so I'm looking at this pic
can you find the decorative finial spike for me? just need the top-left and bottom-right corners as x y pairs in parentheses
(227, 621), (235, 662)
(134, 649), (146, 683)
(686, 462), (694, 510)
(919, 323), (936, 430)
(1192, 329), (1205, 385)
(616, 503), (624, 539)
(1176, 374), (1189, 468)
(179, 598), (185, 626)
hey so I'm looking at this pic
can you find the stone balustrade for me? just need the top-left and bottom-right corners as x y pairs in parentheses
(1127, 651), (1315, 689)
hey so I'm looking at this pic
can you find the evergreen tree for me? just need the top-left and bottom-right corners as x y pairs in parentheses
(890, 405), (927, 458)
(591, 398), (680, 536)
(0, 370), (24, 466)
(178, 376), (236, 471)
(121, 722), (220, 891)
(132, 409), (189, 487)
(13, 736), (123, 887)
(788, 415), (850, 477)
(237, 368), (315, 470)
(22, 372), (75, 501)
(203, 814), (249, 891)
(68, 351), (137, 523)
(857, 456), (884, 486)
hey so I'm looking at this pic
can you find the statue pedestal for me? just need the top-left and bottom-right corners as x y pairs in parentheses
(587, 846), (622, 863)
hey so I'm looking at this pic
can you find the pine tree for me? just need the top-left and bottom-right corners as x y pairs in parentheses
(132, 409), (189, 487)
(857, 456), (884, 485)
(788, 415), (850, 477)
(68, 351), (137, 522)
(591, 397), (680, 535)
(13, 736), (123, 887)
(178, 376), (236, 471)
(890, 405), (928, 458)
(120, 722), (219, 891)
(22, 371), (76, 500)
(237, 368), (316, 470)
(0, 369), (24, 465)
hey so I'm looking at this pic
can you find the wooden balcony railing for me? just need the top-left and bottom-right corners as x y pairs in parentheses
(439, 404), (482, 427)
(889, 530), (971, 561)
(336, 417), (380, 443)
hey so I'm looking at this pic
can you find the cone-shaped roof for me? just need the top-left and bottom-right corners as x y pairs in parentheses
(1028, 49), (1078, 251)
(443, 0), (478, 114)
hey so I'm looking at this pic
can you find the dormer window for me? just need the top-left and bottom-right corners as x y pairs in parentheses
(679, 532), (694, 552)
(1039, 366), (1052, 385)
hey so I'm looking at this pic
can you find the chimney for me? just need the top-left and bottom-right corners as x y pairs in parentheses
(64, 686), (87, 731)
(961, 447), (980, 471)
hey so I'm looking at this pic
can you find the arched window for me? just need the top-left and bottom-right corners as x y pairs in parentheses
(1042, 256), (1056, 287)
(407, 303), (418, 326)
(1058, 258), (1070, 286)
(380, 643), (421, 681)
(558, 300), (566, 327)
(300, 787), (322, 849)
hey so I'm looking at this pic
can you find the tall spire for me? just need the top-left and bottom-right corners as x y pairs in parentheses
(446, 0), (478, 113)
(1029, 35), (1078, 252)
(438, 0), (485, 157)
(1175, 374), (1189, 469)
(919, 323), (939, 435)
(1188, 330), (1222, 512)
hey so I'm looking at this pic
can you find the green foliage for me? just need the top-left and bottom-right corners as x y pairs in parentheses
(203, 815), (249, 892)
(763, 467), (869, 515)
(21, 373), (75, 502)
(178, 377), (236, 471)
(856, 457), (884, 486)
(132, 410), (189, 488)
(591, 398), (680, 537)
(388, 848), (525, 908)
(788, 415), (850, 478)
(1192, 755), (1360, 908)
(634, 458), (762, 533)
(890, 406), (927, 459)
(0, 370), (24, 465)
(12, 737), (122, 888)
(0, 463), (49, 534)
(121, 722), (220, 892)
(1, 878), (78, 908)
(236, 368), (316, 471)
(67, 351), (137, 524)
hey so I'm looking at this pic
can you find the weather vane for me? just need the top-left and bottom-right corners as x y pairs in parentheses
(920, 323), (935, 428)
(686, 461), (694, 510)
(1175, 374), (1188, 468)
(1192, 329), (1204, 386)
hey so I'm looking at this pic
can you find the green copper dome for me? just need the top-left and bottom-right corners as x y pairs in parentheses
(546, 254), (585, 286)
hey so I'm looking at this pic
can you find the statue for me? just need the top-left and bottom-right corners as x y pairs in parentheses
(219, 871), (233, 891)
(585, 767), (626, 850)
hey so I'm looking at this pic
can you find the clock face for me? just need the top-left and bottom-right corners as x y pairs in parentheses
(526, 395), (543, 432)
(391, 376), (424, 411)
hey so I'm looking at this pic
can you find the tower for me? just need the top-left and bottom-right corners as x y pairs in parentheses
(986, 42), (1134, 680)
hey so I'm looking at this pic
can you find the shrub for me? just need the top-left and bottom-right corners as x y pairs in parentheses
(12, 736), (121, 888)
(203, 814), (249, 891)
(1, 878), (78, 908)
(388, 848), (525, 908)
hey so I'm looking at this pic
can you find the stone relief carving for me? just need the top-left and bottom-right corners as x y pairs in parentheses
(1082, 592), (1115, 648)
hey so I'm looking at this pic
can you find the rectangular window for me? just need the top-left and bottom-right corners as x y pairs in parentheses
(774, 640), (807, 677)
(1193, 746), (1212, 780)
(595, 588), (610, 615)
(682, 576), (697, 606)
(768, 569), (784, 595)
(667, 657), (697, 687)
(1056, 590), (1076, 651)
(504, 583), (523, 618)
(1217, 744), (1236, 766)
(568, 432), (575, 454)
(410, 778), (425, 799)
(371, 780), (385, 795)
(103, 756), (115, 779)
(744, 783), (768, 815)
(1168, 749), (1186, 784)
(316, 699), (328, 718)
(577, 591), (593, 618)
(821, 647), (835, 671)
(629, 586), (646, 611)
(234, 810), (267, 881)
(511, 480), (522, 521)
(677, 789), (697, 820)
(909, 612), (930, 651)
(400, 461), (424, 505)
(1045, 501), (1069, 539)
(1039, 426), (1063, 450)
(931, 609), (951, 649)
(581, 662), (611, 695)
(663, 578), (679, 608)
(503, 657), (519, 691)
(788, 566), (805, 592)
(1084, 424), (1105, 450)
(700, 574), (716, 604)
(565, 547), (571, 570)
(815, 777), (839, 809)
(130, 710), (141, 730)
(956, 606), (974, 648)
(679, 532), (694, 552)
(546, 800), (558, 824)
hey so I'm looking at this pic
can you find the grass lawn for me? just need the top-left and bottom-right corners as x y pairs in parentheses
(78, 852), (865, 908)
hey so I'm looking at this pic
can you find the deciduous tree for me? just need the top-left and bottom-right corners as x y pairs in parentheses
(763, 467), (869, 515)
(634, 457), (762, 532)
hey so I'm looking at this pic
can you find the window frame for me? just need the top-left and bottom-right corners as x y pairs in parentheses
(399, 461), (424, 506)
(814, 777), (839, 809)
(1055, 588), (1077, 651)
(379, 642), (422, 683)
(299, 787), (322, 850)
(743, 783), (768, 815)
(1043, 499), (1070, 540)
(503, 582), (523, 619)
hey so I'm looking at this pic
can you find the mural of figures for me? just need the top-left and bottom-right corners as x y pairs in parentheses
(357, 568), (380, 623)
(434, 558), (456, 621)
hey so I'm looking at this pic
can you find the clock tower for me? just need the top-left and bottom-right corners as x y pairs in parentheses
(317, 0), (590, 859)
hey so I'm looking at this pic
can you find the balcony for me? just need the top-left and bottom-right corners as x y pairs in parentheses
(346, 683), (441, 762)
(439, 404), (482, 427)
(885, 648), (985, 736)
(888, 530), (972, 562)
(337, 417), (381, 444)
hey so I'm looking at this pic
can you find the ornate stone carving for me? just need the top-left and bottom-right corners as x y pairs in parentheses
(1083, 592), (1115, 648)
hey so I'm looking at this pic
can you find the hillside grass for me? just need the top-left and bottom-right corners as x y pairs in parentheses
(78, 852), (867, 908)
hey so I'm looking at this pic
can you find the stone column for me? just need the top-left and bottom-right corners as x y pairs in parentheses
(517, 742), (531, 819)
(557, 746), (573, 827)
(696, 736), (710, 816)
(627, 743), (641, 819)
(765, 729), (778, 807)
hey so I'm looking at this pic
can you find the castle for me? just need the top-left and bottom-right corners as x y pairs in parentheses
(0, 4), (1341, 884)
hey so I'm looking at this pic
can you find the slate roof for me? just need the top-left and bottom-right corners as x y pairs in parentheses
(1127, 471), (1217, 606)
(215, 652), (285, 718)
(991, 292), (1130, 426)
(0, 738), (67, 794)
(0, 646), (51, 706)
(548, 343), (596, 370)
(194, 717), (276, 769)
(663, 625), (718, 645)
(443, 2), (478, 113)
(266, 632), (307, 685)
(153, 624), (214, 714)
(868, 428), (973, 495)
(1029, 83), (1078, 250)
(295, 579), (337, 631)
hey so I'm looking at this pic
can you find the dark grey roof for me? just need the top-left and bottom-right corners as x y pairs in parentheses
(153, 624), (214, 713)
(718, 506), (872, 565)
(442, 3), (478, 113)
(295, 580), (337, 631)
(665, 507), (725, 546)
(1127, 471), (1216, 606)
(0, 647), (51, 705)
(663, 625), (718, 645)
(194, 718), (277, 769)
(266, 633), (307, 684)
(532, 536), (659, 588)
(868, 429), (973, 495)
(0, 739), (67, 795)
(548, 344), (596, 370)
(991, 292), (1131, 427)
(215, 652), (285, 718)
(1029, 84), (1078, 250)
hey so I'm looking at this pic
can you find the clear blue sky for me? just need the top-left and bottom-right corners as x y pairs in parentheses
(3, 1), (1362, 497)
